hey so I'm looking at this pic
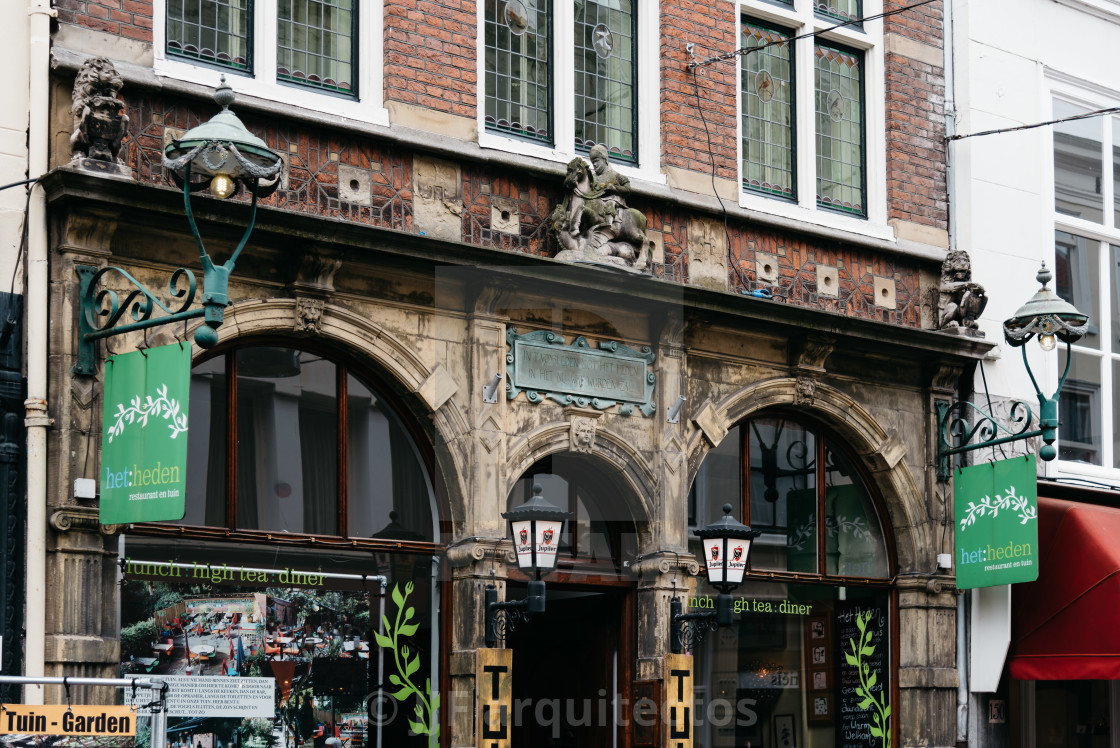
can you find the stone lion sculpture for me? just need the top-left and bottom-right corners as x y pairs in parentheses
(938, 249), (987, 334)
(70, 57), (129, 164)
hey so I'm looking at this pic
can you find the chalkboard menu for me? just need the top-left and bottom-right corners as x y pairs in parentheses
(836, 600), (889, 748)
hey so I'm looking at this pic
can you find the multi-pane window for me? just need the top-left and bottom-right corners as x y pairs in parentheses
(815, 42), (864, 215)
(738, 8), (871, 221)
(816, 0), (860, 22)
(574, 0), (637, 161)
(166, 0), (252, 70)
(277, 0), (355, 94)
(164, 0), (359, 98)
(1051, 98), (1120, 469)
(484, 0), (642, 162)
(741, 20), (794, 199)
(484, 0), (553, 143)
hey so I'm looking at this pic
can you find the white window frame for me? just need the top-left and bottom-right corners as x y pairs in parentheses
(1045, 81), (1120, 479)
(476, 0), (664, 184)
(153, 0), (388, 126)
(735, 0), (891, 242)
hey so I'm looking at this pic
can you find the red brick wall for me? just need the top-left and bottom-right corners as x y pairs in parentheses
(384, 0), (478, 118)
(660, 0), (739, 179)
(884, 0), (947, 231)
(56, 0), (153, 41)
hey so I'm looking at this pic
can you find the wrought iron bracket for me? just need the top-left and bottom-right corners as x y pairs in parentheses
(484, 585), (531, 647)
(670, 595), (730, 654)
(934, 398), (1045, 483)
(935, 343), (1075, 482)
(72, 167), (261, 376)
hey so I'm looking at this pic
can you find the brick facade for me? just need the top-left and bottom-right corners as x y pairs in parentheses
(55, 0), (153, 41)
(384, 0), (478, 117)
(884, 0), (948, 231)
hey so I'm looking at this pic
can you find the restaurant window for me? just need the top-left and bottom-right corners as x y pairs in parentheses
(183, 345), (436, 540)
(688, 414), (893, 748)
(123, 344), (444, 747)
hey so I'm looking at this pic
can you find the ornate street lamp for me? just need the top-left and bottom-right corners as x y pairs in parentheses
(484, 484), (572, 647)
(1001, 263), (1088, 460)
(935, 263), (1089, 478)
(670, 504), (761, 653)
(74, 77), (284, 375)
(162, 76), (284, 349)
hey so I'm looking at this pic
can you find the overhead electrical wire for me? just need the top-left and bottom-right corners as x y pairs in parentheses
(948, 105), (1120, 141)
(687, 0), (941, 68)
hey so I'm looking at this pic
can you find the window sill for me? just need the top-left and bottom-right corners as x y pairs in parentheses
(1054, 460), (1120, 483)
(1051, 0), (1120, 24)
(153, 57), (389, 128)
(738, 191), (895, 243)
(478, 130), (668, 186)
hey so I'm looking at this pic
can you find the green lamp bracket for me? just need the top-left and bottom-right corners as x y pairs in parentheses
(72, 169), (262, 376)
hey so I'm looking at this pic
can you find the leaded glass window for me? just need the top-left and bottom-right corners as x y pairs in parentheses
(485, 0), (553, 143)
(815, 42), (864, 216)
(277, 0), (356, 95)
(166, 0), (252, 70)
(574, 0), (637, 162)
(741, 19), (794, 199)
(815, 0), (860, 22)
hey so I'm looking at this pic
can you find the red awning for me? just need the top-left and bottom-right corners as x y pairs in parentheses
(1009, 497), (1120, 680)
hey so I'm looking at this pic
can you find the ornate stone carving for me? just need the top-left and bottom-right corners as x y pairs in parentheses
(69, 57), (129, 171)
(50, 506), (119, 535)
(294, 297), (325, 333)
(570, 415), (598, 453)
(794, 376), (816, 406)
(549, 145), (650, 273)
(790, 334), (834, 375)
(290, 255), (342, 297)
(937, 250), (987, 336)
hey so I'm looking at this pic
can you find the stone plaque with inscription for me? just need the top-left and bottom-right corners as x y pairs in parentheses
(506, 329), (656, 416)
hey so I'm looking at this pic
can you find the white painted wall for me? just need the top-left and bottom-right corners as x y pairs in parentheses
(0, 5), (31, 295)
(951, 0), (1120, 476)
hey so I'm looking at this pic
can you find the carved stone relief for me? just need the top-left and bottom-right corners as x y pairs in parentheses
(687, 218), (729, 291)
(570, 415), (598, 453)
(413, 155), (464, 242)
(294, 297), (325, 333)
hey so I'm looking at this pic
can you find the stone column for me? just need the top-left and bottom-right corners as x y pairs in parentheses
(44, 205), (125, 705)
(896, 577), (960, 748)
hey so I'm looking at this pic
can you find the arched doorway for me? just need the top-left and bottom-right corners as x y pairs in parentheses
(687, 412), (895, 748)
(505, 453), (640, 748)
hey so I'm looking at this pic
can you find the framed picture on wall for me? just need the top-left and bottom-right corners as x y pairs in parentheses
(775, 714), (796, 748)
(809, 694), (833, 722)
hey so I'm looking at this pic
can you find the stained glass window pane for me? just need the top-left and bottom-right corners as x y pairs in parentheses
(815, 43), (864, 216)
(1053, 99), (1104, 223)
(277, 0), (355, 95)
(167, 0), (252, 70)
(741, 19), (794, 200)
(574, 0), (637, 162)
(485, 0), (553, 143)
(815, 0), (860, 22)
(749, 418), (817, 574)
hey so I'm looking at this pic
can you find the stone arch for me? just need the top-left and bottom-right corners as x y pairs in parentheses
(504, 421), (657, 536)
(686, 377), (925, 574)
(187, 298), (471, 530)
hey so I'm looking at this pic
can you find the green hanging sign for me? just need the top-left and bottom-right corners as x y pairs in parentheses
(953, 456), (1039, 590)
(99, 343), (191, 524)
